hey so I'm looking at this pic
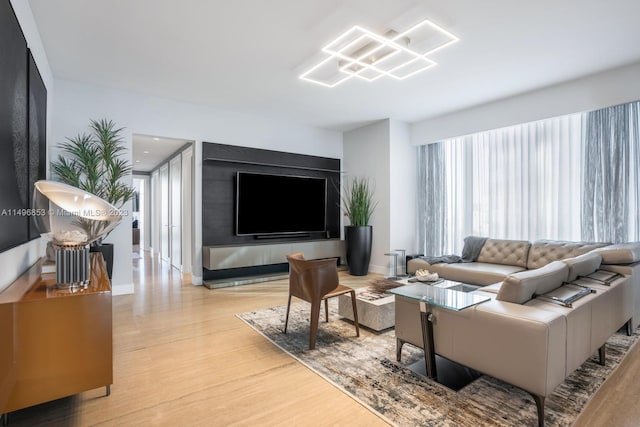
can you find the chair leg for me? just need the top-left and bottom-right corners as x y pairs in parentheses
(283, 294), (292, 333)
(350, 290), (360, 337)
(309, 300), (322, 350)
(325, 298), (329, 322)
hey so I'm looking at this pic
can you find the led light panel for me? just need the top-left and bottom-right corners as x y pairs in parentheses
(299, 19), (459, 88)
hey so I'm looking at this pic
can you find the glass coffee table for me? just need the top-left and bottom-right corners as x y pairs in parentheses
(387, 281), (490, 390)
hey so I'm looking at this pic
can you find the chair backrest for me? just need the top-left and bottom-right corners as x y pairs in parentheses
(286, 253), (339, 303)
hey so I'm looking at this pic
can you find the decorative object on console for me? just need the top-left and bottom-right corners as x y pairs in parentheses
(414, 269), (439, 282)
(342, 176), (377, 276)
(50, 118), (134, 279)
(414, 269), (438, 282)
(33, 180), (122, 288)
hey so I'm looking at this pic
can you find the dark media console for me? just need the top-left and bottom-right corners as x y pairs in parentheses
(201, 142), (343, 286)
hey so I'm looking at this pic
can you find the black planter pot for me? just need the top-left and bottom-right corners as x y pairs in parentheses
(91, 243), (114, 280)
(345, 225), (372, 276)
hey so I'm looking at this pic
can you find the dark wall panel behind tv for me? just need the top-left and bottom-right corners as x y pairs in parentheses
(202, 142), (341, 246)
(0, 0), (29, 251)
(28, 49), (47, 240)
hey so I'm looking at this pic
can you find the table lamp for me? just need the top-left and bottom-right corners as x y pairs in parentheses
(33, 180), (122, 288)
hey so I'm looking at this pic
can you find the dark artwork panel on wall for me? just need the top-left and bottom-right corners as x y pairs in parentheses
(28, 49), (47, 240)
(0, 0), (29, 252)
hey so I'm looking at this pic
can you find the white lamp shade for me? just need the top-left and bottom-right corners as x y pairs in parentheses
(33, 180), (122, 246)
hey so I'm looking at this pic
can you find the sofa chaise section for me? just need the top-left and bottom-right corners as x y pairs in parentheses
(397, 251), (635, 427)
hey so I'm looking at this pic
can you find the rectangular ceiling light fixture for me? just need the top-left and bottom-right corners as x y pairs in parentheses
(299, 19), (459, 88)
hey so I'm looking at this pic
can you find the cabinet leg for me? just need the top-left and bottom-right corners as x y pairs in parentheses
(106, 384), (111, 396)
(2, 413), (7, 426)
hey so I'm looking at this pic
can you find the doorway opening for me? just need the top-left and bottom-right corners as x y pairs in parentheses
(132, 134), (194, 276)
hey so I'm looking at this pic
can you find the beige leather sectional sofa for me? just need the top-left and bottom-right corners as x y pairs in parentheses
(400, 239), (640, 426)
(408, 239), (640, 328)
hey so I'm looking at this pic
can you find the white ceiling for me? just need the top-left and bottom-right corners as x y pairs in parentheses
(29, 0), (640, 132)
(132, 134), (191, 173)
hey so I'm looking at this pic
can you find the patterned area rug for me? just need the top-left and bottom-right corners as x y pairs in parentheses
(237, 300), (640, 427)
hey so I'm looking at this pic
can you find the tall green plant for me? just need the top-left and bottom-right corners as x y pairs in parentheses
(51, 119), (135, 244)
(51, 119), (134, 209)
(343, 176), (377, 226)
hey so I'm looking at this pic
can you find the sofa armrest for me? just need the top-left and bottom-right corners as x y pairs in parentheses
(432, 300), (567, 397)
(601, 263), (640, 329)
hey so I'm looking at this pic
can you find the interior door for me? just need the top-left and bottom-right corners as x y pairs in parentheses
(169, 155), (182, 270)
(151, 170), (160, 256)
(160, 164), (170, 261)
(181, 147), (193, 274)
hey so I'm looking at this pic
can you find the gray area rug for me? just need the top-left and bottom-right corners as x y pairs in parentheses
(237, 300), (640, 427)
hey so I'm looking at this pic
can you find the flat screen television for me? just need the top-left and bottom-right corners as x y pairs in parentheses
(236, 171), (327, 236)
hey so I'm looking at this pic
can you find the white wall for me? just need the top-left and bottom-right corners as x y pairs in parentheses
(52, 79), (343, 291)
(342, 119), (417, 277)
(411, 61), (640, 144)
(343, 120), (390, 275)
(0, 1), (54, 293)
(389, 120), (417, 266)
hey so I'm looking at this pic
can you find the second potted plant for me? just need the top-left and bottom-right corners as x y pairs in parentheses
(342, 176), (377, 276)
(51, 118), (135, 279)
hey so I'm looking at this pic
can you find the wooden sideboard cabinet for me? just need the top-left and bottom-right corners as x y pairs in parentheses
(0, 253), (112, 420)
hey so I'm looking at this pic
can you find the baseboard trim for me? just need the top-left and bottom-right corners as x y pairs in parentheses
(112, 283), (134, 295)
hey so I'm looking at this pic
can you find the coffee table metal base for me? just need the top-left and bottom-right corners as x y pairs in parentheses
(397, 301), (482, 391)
(404, 355), (482, 391)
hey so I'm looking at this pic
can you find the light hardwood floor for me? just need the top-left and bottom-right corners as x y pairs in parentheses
(6, 250), (640, 426)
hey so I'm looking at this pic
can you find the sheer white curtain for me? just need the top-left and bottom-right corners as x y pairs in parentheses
(440, 114), (583, 254)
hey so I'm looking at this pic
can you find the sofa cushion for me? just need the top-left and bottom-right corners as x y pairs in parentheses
(594, 243), (640, 265)
(527, 240), (609, 270)
(477, 238), (531, 268)
(478, 282), (502, 294)
(562, 252), (602, 282)
(408, 259), (525, 286)
(497, 261), (569, 304)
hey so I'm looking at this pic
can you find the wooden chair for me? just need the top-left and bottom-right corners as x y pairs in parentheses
(284, 253), (359, 349)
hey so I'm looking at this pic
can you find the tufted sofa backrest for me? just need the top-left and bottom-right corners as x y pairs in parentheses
(526, 240), (609, 270)
(477, 239), (531, 268)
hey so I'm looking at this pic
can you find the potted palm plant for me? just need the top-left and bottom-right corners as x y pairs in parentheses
(51, 119), (135, 279)
(342, 176), (377, 276)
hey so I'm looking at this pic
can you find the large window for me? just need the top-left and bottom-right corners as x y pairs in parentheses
(418, 101), (640, 255)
